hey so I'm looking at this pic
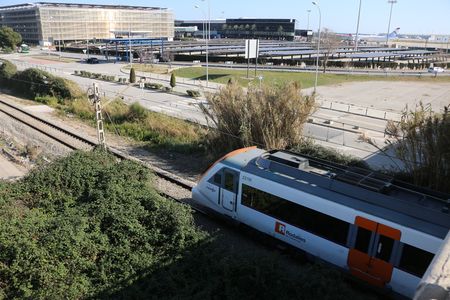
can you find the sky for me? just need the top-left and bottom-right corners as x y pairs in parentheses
(2, 0), (450, 35)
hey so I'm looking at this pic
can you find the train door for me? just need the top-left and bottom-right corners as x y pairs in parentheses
(220, 169), (238, 212)
(347, 216), (401, 287)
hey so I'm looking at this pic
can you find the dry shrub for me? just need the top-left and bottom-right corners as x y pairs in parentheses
(201, 80), (316, 151)
(25, 143), (40, 160)
(385, 103), (450, 193)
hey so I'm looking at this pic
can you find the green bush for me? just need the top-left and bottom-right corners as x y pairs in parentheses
(127, 102), (148, 121)
(10, 67), (81, 101)
(0, 151), (205, 299)
(0, 59), (17, 84)
(186, 89), (201, 97)
(130, 67), (136, 83)
(145, 83), (163, 90)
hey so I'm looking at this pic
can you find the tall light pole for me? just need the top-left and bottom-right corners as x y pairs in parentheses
(306, 9), (311, 31)
(386, 0), (397, 46)
(354, 0), (362, 51)
(312, 1), (321, 94)
(129, 23), (132, 66)
(195, 2), (209, 87)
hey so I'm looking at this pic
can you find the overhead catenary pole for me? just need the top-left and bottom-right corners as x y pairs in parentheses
(354, 0), (362, 51)
(312, 1), (321, 94)
(386, 0), (397, 46)
(88, 83), (106, 149)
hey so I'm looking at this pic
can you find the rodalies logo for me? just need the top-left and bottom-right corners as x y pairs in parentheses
(274, 221), (286, 235)
(274, 221), (306, 243)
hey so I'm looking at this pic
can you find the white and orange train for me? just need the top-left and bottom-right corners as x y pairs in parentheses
(192, 147), (450, 299)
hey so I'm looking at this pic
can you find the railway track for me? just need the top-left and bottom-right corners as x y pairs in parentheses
(0, 98), (195, 191)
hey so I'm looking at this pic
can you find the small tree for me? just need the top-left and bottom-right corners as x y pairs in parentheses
(0, 26), (22, 50)
(170, 73), (176, 90)
(129, 67), (136, 83)
(317, 28), (340, 73)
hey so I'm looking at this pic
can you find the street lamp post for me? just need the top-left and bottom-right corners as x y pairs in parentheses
(312, 1), (321, 94)
(386, 0), (397, 46)
(129, 23), (133, 67)
(354, 0), (362, 51)
(85, 20), (89, 59)
(195, 2), (209, 87)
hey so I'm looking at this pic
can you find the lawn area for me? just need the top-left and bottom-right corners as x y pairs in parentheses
(124, 63), (170, 74)
(31, 55), (79, 63)
(174, 66), (450, 88)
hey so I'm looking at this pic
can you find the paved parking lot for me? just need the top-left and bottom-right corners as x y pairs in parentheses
(314, 81), (450, 113)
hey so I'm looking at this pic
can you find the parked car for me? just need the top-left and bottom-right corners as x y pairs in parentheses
(86, 57), (99, 64)
(428, 67), (445, 73)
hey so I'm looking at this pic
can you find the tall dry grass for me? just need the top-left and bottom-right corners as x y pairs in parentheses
(201, 80), (316, 151)
(386, 103), (450, 193)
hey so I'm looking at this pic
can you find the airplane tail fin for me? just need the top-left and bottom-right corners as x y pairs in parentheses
(389, 27), (400, 38)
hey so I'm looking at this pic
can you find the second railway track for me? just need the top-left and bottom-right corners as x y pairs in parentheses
(0, 98), (195, 191)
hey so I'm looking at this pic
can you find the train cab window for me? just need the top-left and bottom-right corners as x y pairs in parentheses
(213, 173), (222, 185)
(375, 235), (395, 262)
(354, 227), (372, 253)
(399, 244), (434, 277)
(224, 172), (235, 192)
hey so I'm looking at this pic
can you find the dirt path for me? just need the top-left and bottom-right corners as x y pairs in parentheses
(0, 154), (25, 180)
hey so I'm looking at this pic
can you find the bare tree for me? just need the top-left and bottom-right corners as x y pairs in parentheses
(317, 28), (340, 73)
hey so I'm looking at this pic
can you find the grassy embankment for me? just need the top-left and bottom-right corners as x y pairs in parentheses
(174, 66), (450, 88)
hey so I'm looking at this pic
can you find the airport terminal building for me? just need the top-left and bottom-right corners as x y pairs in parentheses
(0, 2), (174, 45)
(175, 18), (296, 41)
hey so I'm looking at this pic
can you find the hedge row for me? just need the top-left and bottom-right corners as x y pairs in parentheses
(75, 70), (116, 82)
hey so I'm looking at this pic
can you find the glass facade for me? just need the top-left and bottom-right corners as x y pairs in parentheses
(0, 3), (174, 45)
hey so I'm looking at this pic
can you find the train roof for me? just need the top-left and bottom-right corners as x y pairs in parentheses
(222, 149), (450, 239)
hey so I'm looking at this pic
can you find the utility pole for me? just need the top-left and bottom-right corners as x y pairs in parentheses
(354, 0), (362, 51)
(88, 83), (106, 149)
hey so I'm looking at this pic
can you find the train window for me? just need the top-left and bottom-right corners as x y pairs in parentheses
(224, 172), (235, 192)
(399, 244), (434, 277)
(213, 173), (222, 185)
(241, 184), (349, 246)
(354, 227), (372, 253)
(375, 235), (395, 262)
